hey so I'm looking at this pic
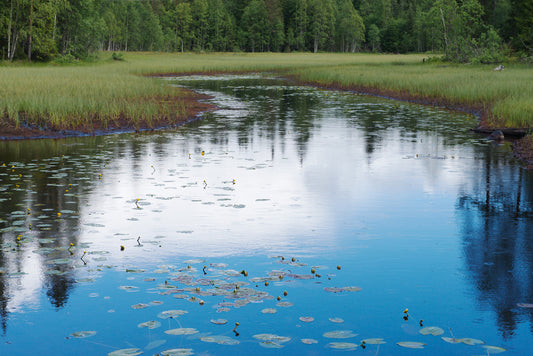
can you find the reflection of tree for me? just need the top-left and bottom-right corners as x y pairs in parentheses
(0, 137), (110, 333)
(456, 145), (533, 339)
(181, 78), (321, 163)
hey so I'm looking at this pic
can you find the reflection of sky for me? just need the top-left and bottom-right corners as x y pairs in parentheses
(1, 76), (533, 354)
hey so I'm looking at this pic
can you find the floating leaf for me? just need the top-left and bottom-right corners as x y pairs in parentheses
(165, 328), (199, 335)
(301, 338), (318, 344)
(517, 303), (533, 308)
(342, 286), (362, 292)
(441, 337), (461, 344)
(324, 287), (343, 293)
(329, 317), (344, 323)
(131, 303), (149, 309)
(119, 286), (139, 292)
(276, 302), (293, 307)
(107, 349), (142, 356)
(362, 338), (386, 345)
(261, 308), (277, 314)
(158, 310), (188, 319)
(50, 258), (71, 265)
(70, 331), (97, 338)
(482, 345), (506, 354)
(200, 335), (239, 345)
(210, 319), (227, 325)
(397, 341), (426, 349)
(259, 341), (283, 349)
(323, 330), (357, 339)
(126, 269), (145, 273)
(138, 320), (161, 329)
(184, 259), (204, 264)
(290, 274), (314, 280)
(459, 338), (484, 346)
(299, 316), (314, 322)
(210, 263), (228, 268)
(327, 342), (358, 350)
(253, 334), (291, 343)
(419, 326), (444, 336)
(160, 349), (194, 356)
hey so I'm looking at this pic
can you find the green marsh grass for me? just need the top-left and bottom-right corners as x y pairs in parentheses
(1, 52), (532, 133)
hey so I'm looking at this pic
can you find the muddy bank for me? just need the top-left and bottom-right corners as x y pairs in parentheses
(0, 89), (215, 140)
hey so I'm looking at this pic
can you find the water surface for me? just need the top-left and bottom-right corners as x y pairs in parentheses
(0, 75), (532, 355)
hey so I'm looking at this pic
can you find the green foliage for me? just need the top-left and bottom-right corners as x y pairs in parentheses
(0, 0), (528, 59)
(112, 52), (124, 61)
(335, 0), (365, 52)
(51, 53), (78, 64)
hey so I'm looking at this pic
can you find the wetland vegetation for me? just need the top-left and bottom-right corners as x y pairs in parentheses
(1, 52), (533, 163)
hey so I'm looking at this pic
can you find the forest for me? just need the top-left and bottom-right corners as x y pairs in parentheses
(0, 0), (531, 63)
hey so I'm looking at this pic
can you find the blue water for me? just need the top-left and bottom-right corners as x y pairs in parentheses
(0, 75), (532, 355)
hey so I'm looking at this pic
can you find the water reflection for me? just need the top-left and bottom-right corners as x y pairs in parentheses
(457, 144), (533, 338)
(0, 76), (531, 354)
(0, 138), (111, 330)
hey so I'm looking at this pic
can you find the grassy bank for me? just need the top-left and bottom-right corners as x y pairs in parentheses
(1, 52), (532, 140)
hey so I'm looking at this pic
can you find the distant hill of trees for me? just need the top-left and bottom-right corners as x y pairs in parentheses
(1, 0), (531, 62)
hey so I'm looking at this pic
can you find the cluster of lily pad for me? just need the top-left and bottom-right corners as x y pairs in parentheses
(67, 255), (371, 355)
(65, 253), (509, 355)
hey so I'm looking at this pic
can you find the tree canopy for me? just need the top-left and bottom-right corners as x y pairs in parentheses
(0, 0), (529, 62)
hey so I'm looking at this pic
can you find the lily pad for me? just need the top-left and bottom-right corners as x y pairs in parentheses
(361, 338), (386, 345)
(342, 286), (362, 292)
(160, 348), (194, 356)
(200, 335), (239, 345)
(184, 259), (205, 264)
(441, 337), (461, 344)
(397, 341), (426, 349)
(70, 331), (97, 338)
(119, 286), (139, 292)
(253, 334), (291, 343)
(299, 316), (314, 322)
(327, 342), (358, 350)
(301, 338), (318, 344)
(50, 258), (71, 265)
(138, 320), (161, 329)
(158, 310), (188, 319)
(131, 303), (149, 309)
(459, 338), (484, 345)
(419, 326), (444, 336)
(165, 328), (199, 335)
(108, 349), (142, 356)
(210, 319), (227, 325)
(329, 317), (344, 323)
(323, 330), (357, 339)
(261, 308), (277, 314)
(482, 345), (506, 354)
(324, 287), (343, 293)
(276, 302), (293, 307)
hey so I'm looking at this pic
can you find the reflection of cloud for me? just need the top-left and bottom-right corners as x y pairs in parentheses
(6, 248), (43, 313)
(78, 138), (333, 260)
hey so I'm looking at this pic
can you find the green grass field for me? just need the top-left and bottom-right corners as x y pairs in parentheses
(1, 52), (532, 131)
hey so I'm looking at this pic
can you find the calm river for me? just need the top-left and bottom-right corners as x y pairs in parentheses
(0, 75), (532, 355)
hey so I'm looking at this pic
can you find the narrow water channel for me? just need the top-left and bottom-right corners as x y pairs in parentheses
(0, 75), (531, 355)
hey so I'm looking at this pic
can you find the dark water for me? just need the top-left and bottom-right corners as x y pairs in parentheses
(0, 75), (532, 355)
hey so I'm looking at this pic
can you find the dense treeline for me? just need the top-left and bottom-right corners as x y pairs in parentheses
(0, 0), (531, 62)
